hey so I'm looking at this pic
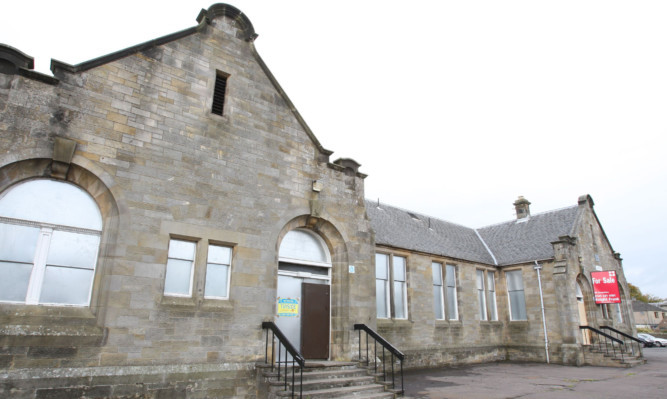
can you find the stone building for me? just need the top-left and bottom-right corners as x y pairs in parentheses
(0, 3), (637, 398)
(632, 301), (666, 329)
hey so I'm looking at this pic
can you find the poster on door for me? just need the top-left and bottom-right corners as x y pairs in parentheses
(277, 297), (299, 317)
(591, 271), (621, 304)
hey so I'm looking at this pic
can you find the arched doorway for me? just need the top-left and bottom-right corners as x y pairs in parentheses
(276, 228), (331, 359)
(576, 280), (591, 345)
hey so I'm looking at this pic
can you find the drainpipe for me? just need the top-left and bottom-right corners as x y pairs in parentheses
(534, 261), (550, 363)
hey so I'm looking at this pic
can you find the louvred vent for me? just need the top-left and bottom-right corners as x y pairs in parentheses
(212, 74), (227, 115)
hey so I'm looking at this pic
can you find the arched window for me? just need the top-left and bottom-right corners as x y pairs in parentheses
(279, 229), (331, 266)
(0, 179), (102, 306)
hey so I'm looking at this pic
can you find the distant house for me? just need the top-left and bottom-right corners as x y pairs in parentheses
(633, 300), (667, 329)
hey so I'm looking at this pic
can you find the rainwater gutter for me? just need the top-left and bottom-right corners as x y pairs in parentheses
(534, 261), (550, 363)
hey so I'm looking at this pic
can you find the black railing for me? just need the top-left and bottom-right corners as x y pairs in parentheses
(354, 323), (404, 395)
(600, 325), (644, 357)
(580, 326), (625, 361)
(261, 322), (304, 398)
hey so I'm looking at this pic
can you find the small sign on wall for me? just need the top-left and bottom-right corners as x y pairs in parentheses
(591, 271), (621, 304)
(277, 297), (299, 317)
(349, 265), (355, 274)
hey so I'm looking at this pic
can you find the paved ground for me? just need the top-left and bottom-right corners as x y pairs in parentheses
(402, 347), (667, 399)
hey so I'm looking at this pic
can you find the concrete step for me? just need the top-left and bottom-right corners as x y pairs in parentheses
(263, 361), (400, 399)
(299, 375), (376, 391)
(275, 382), (388, 398)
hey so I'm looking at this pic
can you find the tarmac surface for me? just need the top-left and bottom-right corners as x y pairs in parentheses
(402, 347), (667, 399)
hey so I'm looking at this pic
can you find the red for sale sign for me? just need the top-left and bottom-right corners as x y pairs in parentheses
(591, 271), (621, 304)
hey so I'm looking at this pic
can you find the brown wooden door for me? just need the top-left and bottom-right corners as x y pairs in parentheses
(301, 283), (330, 359)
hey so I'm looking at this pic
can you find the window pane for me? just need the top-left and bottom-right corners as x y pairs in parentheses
(488, 291), (498, 321)
(205, 263), (229, 298)
(168, 239), (196, 260)
(433, 285), (444, 320)
(279, 230), (328, 263)
(0, 223), (39, 263)
(445, 265), (456, 287)
(164, 258), (193, 295)
(376, 280), (388, 318)
(477, 270), (487, 320)
(432, 263), (442, 286)
(393, 281), (406, 319)
(509, 290), (527, 320)
(446, 265), (458, 320)
(208, 245), (231, 265)
(506, 270), (524, 290)
(393, 256), (406, 281)
(0, 180), (102, 230)
(476, 270), (484, 290)
(375, 254), (388, 279)
(486, 271), (496, 291)
(40, 266), (93, 305)
(487, 271), (497, 321)
(0, 261), (32, 302)
(446, 286), (458, 320)
(47, 231), (100, 269)
(432, 262), (444, 319)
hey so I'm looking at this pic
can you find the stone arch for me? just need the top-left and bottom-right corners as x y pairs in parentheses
(576, 274), (597, 325)
(0, 158), (119, 318)
(275, 215), (350, 359)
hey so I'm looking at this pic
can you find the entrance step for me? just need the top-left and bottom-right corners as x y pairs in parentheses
(583, 346), (646, 368)
(258, 361), (397, 398)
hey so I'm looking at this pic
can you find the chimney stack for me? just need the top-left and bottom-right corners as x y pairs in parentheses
(514, 196), (531, 219)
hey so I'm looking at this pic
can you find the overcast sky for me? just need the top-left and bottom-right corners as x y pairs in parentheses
(2, 1), (666, 298)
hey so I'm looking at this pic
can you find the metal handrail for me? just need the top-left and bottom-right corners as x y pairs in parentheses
(354, 323), (404, 394)
(600, 325), (644, 357)
(579, 325), (625, 361)
(261, 322), (304, 398)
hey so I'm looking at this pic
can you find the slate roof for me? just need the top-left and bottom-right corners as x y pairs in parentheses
(477, 206), (580, 266)
(632, 301), (665, 313)
(365, 201), (495, 264)
(366, 200), (581, 266)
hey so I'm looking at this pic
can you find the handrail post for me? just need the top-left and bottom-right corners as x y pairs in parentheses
(354, 324), (405, 395)
(391, 352), (395, 389)
(358, 328), (361, 364)
(261, 322), (304, 398)
(374, 339), (377, 373)
(382, 346), (386, 382)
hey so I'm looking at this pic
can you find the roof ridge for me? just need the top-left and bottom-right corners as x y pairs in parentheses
(477, 204), (578, 230)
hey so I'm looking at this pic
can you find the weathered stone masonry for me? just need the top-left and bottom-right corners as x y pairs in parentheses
(0, 3), (637, 398)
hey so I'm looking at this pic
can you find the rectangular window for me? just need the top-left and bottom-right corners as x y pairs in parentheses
(164, 239), (196, 296)
(486, 271), (498, 321)
(393, 256), (407, 319)
(211, 73), (228, 116)
(0, 221), (100, 306)
(445, 264), (458, 320)
(204, 244), (232, 299)
(477, 270), (487, 321)
(615, 303), (623, 323)
(375, 253), (390, 318)
(506, 270), (527, 321)
(432, 262), (445, 320)
(375, 253), (408, 319)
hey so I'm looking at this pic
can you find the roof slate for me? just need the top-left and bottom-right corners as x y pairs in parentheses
(632, 300), (665, 313)
(366, 201), (495, 264)
(366, 200), (581, 266)
(477, 206), (580, 266)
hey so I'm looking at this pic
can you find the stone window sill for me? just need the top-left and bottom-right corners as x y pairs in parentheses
(0, 304), (106, 347)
